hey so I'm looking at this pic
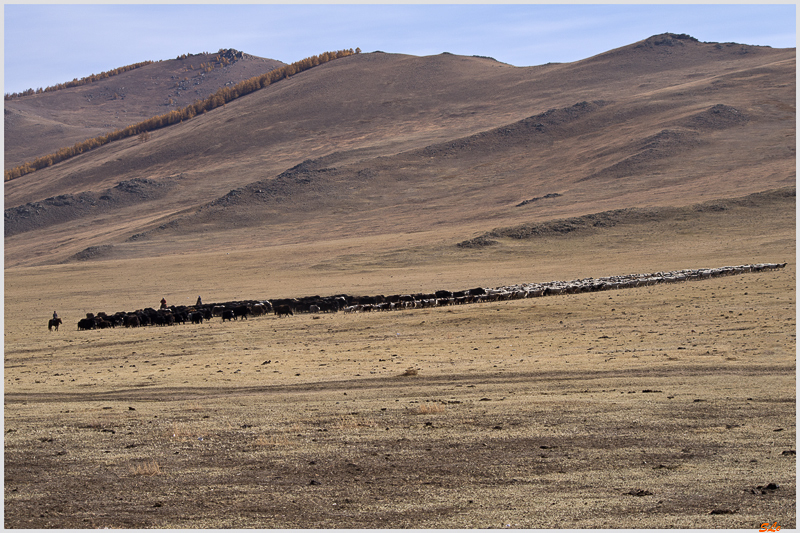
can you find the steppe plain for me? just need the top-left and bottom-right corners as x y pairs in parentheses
(4, 35), (796, 528)
(5, 198), (796, 529)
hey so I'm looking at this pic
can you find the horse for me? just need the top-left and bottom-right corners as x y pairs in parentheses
(48, 318), (63, 331)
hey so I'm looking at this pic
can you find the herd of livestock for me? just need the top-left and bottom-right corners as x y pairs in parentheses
(65, 262), (786, 332)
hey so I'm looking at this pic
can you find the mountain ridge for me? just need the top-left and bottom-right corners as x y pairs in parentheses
(4, 34), (795, 268)
(4, 49), (287, 169)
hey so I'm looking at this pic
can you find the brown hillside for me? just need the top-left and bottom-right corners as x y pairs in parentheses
(3, 34), (795, 267)
(4, 50), (286, 169)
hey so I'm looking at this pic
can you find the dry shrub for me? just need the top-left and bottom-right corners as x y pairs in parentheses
(129, 460), (162, 476)
(410, 403), (446, 415)
(401, 367), (418, 376)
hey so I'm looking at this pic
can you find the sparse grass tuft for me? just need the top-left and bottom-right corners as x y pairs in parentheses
(169, 422), (206, 442)
(401, 367), (418, 376)
(410, 403), (446, 415)
(332, 414), (376, 430)
(129, 460), (162, 476)
(253, 434), (291, 446)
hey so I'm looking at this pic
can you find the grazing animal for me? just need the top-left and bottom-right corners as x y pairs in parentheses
(221, 310), (235, 322)
(190, 312), (204, 324)
(233, 305), (250, 320)
(77, 317), (96, 330)
(172, 310), (188, 325)
(48, 318), (62, 331)
(274, 305), (294, 317)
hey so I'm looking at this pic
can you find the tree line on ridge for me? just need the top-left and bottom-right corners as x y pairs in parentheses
(4, 61), (154, 100)
(4, 48), (360, 182)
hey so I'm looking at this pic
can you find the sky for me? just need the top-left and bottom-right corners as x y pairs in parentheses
(3, 3), (796, 95)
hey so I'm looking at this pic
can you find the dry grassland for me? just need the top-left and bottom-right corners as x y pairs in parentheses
(4, 204), (796, 528)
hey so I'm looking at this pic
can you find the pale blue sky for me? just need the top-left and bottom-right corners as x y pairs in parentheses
(3, 4), (796, 95)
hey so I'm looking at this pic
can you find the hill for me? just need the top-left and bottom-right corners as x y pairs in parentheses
(4, 34), (795, 268)
(4, 49), (286, 169)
